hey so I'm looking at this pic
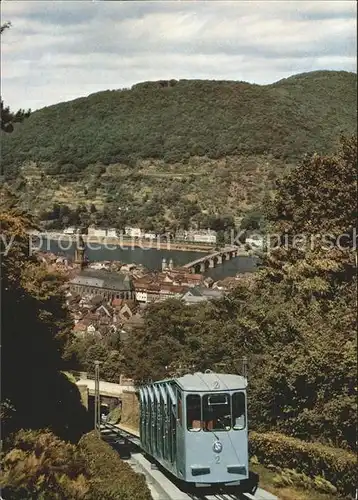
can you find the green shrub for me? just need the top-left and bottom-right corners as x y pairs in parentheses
(249, 431), (356, 498)
(0, 429), (90, 500)
(272, 468), (337, 495)
(79, 431), (152, 500)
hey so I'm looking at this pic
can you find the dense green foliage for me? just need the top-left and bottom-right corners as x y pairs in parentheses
(0, 429), (152, 500)
(123, 138), (357, 455)
(37, 200), (237, 236)
(0, 211), (90, 442)
(2, 71), (356, 171)
(0, 210), (152, 498)
(0, 24), (31, 134)
(63, 333), (124, 384)
(0, 430), (90, 499)
(1, 71), (356, 230)
(4, 155), (283, 232)
(1, 98), (31, 134)
(79, 431), (152, 500)
(1, 28), (356, 493)
(250, 432), (357, 498)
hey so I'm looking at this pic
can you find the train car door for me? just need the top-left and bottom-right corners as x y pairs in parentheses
(153, 386), (161, 458)
(148, 387), (156, 455)
(176, 389), (185, 477)
(139, 389), (145, 448)
(166, 383), (177, 470)
(144, 388), (151, 453)
(167, 392), (173, 463)
(142, 387), (149, 452)
(159, 385), (168, 461)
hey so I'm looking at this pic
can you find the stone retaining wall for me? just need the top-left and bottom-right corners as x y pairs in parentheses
(120, 390), (140, 430)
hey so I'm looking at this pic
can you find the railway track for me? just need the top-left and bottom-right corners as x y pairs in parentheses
(100, 423), (277, 500)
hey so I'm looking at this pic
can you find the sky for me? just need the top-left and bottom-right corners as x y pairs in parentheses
(1, 1), (357, 111)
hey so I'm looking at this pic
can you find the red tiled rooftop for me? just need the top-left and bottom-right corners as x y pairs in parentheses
(112, 298), (124, 307)
(147, 284), (161, 292)
(160, 285), (187, 294)
(73, 323), (86, 332)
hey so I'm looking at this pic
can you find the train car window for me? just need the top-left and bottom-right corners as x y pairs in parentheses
(203, 393), (231, 431)
(208, 394), (228, 405)
(232, 392), (246, 430)
(186, 394), (201, 432)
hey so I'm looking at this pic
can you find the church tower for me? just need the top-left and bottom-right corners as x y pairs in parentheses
(74, 230), (87, 270)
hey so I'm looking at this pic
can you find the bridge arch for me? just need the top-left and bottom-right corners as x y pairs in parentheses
(193, 263), (202, 274)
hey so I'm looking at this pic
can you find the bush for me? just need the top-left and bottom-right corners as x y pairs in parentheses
(0, 429), (90, 500)
(79, 431), (152, 500)
(249, 431), (357, 498)
(271, 468), (337, 495)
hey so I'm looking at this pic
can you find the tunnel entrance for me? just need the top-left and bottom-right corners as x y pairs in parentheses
(88, 395), (121, 423)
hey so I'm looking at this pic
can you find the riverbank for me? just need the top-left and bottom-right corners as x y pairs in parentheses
(32, 232), (216, 253)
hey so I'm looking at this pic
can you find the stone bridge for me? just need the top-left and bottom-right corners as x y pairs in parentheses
(74, 372), (136, 410)
(183, 246), (247, 274)
(76, 378), (135, 398)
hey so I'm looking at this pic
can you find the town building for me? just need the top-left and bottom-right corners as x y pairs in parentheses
(245, 234), (264, 249)
(107, 228), (118, 238)
(159, 284), (187, 301)
(124, 226), (142, 238)
(163, 269), (205, 287)
(190, 230), (217, 244)
(69, 269), (135, 301)
(68, 289), (139, 339)
(88, 226), (107, 238)
(74, 233), (88, 270)
(144, 232), (157, 240)
(89, 262), (110, 270)
(112, 299), (136, 322)
(181, 286), (224, 305)
(175, 229), (217, 244)
(162, 258), (174, 271)
(133, 269), (205, 304)
(134, 283), (161, 303)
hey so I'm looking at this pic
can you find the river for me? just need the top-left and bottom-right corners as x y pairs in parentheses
(38, 238), (258, 279)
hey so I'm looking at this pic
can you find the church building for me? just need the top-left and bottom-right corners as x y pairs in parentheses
(69, 230), (135, 301)
(69, 269), (135, 301)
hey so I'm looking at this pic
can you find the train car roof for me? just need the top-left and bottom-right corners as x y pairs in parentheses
(175, 372), (247, 392)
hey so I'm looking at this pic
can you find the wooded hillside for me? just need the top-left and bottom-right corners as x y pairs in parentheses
(2, 71), (356, 174)
(1, 71), (356, 231)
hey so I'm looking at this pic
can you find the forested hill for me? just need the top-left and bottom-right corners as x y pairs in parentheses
(1, 70), (357, 176)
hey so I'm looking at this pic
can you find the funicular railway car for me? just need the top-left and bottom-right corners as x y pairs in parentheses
(139, 371), (257, 492)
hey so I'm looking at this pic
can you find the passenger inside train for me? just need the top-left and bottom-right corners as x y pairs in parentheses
(186, 393), (246, 431)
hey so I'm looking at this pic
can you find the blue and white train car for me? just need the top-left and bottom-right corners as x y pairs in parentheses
(139, 371), (256, 491)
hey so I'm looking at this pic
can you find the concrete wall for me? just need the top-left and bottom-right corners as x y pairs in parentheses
(77, 384), (89, 409)
(120, 390), (140, 430)
(120, 375), (135, 386)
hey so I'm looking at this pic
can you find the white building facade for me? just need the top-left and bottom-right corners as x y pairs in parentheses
(124, 227), (143, 238)
(88, 227), (107, 238)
